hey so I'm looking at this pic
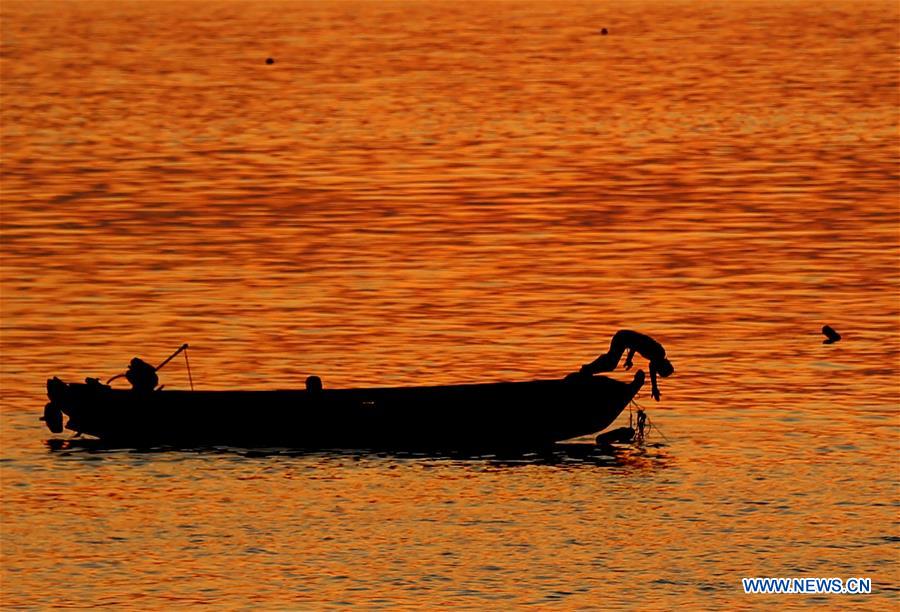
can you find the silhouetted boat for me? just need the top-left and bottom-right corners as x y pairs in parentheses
(42, 372), (645, 450)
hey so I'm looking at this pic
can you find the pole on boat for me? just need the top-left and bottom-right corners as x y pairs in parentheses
(155, 343), (188, 372)
(183, 346), (194, 391)
(105, 343), (193, 388)
(157, 342), (194, 390)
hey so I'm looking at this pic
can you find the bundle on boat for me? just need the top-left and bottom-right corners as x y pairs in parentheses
(42, 368), (646, 450)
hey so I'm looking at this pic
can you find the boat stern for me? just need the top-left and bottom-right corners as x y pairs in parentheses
(42, 377), (100, 435)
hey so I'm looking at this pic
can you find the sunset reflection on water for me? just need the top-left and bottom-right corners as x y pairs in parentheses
(1, 0), (898, 608)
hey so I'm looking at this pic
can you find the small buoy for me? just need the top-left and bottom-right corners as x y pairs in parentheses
(600, 28), (608, 35)
(595, 426), (634, 445)
(822, 325), (841, 344)
(265, 57), (275, 65)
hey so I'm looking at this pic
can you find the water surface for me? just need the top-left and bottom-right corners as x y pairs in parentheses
(1, 0), (898, 608)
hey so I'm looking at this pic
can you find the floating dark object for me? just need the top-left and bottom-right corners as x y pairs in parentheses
(822, 325), (841, 344)
(265, 57), (275, 65)
(600, 28), (608, 35)
(595, 426), (634, 445)
(41, 371), (646, 450)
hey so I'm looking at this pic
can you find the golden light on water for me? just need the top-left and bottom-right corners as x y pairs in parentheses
(1, 0), (898, 607)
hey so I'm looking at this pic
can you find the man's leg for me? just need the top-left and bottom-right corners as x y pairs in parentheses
(581, 331), (628, 375)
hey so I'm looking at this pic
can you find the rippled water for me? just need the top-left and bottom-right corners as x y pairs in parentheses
(1, 0), (898, 608)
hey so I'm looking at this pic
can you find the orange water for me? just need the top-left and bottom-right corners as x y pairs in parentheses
(1, 0), (898, 608)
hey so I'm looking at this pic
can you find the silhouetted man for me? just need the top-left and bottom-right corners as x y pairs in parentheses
(578, 330), (674, 401)
(125, 358), (158, 394)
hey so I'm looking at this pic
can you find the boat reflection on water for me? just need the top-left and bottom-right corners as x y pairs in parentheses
(44, 437), (670, 470)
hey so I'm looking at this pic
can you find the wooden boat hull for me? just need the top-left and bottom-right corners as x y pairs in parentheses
(44, 372), (645, 450)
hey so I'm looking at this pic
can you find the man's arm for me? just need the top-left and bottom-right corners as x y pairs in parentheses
(623, 349), (635, 370)
(650, 363), (661, 401)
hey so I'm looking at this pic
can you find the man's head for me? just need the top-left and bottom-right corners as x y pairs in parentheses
(655, 358), (675, 378)
(305, 375), (323, 393)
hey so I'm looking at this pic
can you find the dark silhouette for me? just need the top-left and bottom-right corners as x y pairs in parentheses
(124, 358), (159, 394)
(822, 325), (841, 344)
(595, 426), (634, 445)
(41, 401), (63, 433)
(600, 28), (609, 35)
(105, 344), (190, 392)
(305, 375), (322, 393)
(636, 407), (647, 439)
(41, 369), (645, 449)
(578, 330), (674, 401)
(265, 57), (275, 65)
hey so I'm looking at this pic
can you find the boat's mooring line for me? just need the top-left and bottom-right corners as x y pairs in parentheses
(627, 396), (670, 443)
(646, 414), (670, 443)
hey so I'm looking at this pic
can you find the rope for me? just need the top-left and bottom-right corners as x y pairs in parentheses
(646, 415), (670, 443)
(184, 346), (194, 391)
